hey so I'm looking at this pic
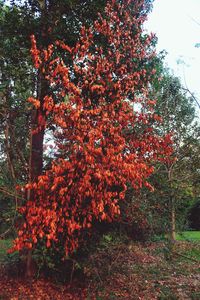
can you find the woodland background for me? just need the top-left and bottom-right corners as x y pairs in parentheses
(0, 0), (200, 299)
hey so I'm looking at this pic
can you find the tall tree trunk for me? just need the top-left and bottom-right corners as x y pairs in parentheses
(26, 2), (49, 277)
(168, 167), (176, 242)
(26, 89), (46, 277)
(30, 74), (47, 181)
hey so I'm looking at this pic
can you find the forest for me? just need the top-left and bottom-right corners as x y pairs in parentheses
(0, 0), (200, 299)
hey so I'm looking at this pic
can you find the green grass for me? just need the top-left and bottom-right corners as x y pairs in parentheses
(176, 231), (200, 241)
(175, 231), (200, 261)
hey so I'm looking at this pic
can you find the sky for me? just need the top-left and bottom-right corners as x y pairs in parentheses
(146, 0), (200, 106)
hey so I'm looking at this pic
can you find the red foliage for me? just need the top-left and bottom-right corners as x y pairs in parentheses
(10, 0), (173, 256)
(0, 275), (88, 299)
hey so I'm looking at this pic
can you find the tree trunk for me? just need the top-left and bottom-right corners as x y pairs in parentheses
(171, 197), (176, 241)
(168, 167), (176, 242)
(25, 77), (48, 278)
(25, 4), (49, 276)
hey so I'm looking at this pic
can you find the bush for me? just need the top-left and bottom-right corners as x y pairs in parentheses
(188, 200), (200, 230)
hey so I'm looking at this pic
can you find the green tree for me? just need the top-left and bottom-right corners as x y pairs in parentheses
(120, 71), (200, 241)
(150, 73), (200, 239)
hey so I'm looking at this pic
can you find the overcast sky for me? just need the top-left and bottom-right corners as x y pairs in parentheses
(146, 0), (200, 108)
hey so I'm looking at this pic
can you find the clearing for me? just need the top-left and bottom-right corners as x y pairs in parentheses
(0, 236), (200, 299)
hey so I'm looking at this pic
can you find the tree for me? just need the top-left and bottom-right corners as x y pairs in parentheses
(0, 2), (35, 237)
(10, 0), (172, 258)
(3, 0), (108, 178)
(0, 0), (155, 224)
(1, 0), (158, 276)
(14, 0), (154, 186)
(0, 0), (110, 241)
(147, 73), (200, 240)
(119, 70), (200, 241)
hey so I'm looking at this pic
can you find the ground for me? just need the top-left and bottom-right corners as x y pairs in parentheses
(0, 234), (200, 299)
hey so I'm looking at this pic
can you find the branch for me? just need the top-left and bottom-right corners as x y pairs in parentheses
(0, 186), (24, 200)
(173, 251), (200, 263)
(182, 87), (200, 109)
(4, 118), (16, 181)
(0, 186), (22, 239)
(9, 125), (29, 169)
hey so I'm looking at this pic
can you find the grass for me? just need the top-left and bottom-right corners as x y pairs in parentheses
(176, 231), (200, 241)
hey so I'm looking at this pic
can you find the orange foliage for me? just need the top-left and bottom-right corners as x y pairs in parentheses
(10, 0), (173, 256)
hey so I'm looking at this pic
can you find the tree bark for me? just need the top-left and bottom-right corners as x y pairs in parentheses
(26, 3), (49, 277)
(167, 167), (176, 242)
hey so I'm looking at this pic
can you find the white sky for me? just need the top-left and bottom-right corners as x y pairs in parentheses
(146, 0), (200, 107)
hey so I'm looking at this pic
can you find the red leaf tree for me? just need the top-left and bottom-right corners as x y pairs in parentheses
(11, 0), (173, 256)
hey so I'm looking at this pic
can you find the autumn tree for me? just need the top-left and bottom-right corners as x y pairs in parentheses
(0, 0), (108, 237)
(10, 0), (172, 261)
(0, 0), (155, 236)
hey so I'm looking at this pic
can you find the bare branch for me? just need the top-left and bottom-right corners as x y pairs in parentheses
(182, 87), (200, 109)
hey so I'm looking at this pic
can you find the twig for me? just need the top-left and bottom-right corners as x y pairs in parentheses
(91, 255), (103, 283)
(69, 259), (75, 285)
(108, 249), (122, 275)
(188, 15), (200, 27)
(173, 251), (200, 263)
(182, 87), (200, 109)
(0, 187), (24, 200)
(0, 227), (13, 239)
(0, 185), (21, 239)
